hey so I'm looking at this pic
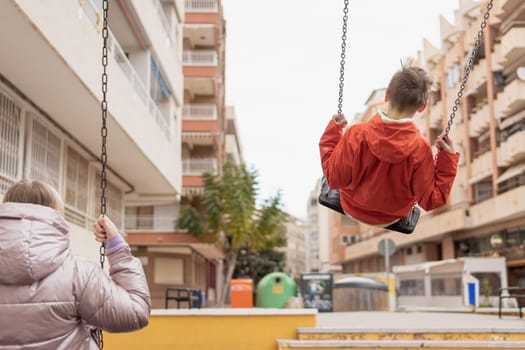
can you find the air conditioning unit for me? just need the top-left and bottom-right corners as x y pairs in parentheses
(341, 234), (359, 246)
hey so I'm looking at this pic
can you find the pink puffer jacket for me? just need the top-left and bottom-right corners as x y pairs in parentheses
(0, 202), (151, 349)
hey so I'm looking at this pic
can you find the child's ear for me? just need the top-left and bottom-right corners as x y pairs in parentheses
(384, 89), (391, 102)
(417, 102), (427, 113)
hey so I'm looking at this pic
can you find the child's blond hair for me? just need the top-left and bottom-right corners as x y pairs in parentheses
(3, 180), (64, 211)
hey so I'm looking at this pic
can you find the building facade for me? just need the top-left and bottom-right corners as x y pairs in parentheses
(337, 0), (525, 298)
(125, 0), (241, 308)
(0, 0), (184, 262)
(283, 214), (308, 280)
(0, 0), (234, 309)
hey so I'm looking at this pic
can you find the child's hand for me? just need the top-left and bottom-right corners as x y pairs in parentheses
(332, 114), (347, 127)
(435, 134), (456, 154)
(93, 215), (120, 242)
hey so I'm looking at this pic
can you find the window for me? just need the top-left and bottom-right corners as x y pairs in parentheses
(29, 117), (61, 190)
(431, 275), (462, 296)
(0, 90), (22, 196)
(399, 278), (424, 296)
(445, 63), (461, 90)
(473, 179), (493, 203)
(65, 146), (89, 220)
(125, 206), (154, 230)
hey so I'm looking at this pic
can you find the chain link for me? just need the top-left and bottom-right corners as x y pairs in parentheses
(443, 0), (493, 137)
(337, 0), (349, 116)
(98, 0), (109, 348)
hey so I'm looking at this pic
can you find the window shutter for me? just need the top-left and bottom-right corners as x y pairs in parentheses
(0, 91), (22, 196)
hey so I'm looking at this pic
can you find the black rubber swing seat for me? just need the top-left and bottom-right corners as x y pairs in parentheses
(318, 178), (420, 234)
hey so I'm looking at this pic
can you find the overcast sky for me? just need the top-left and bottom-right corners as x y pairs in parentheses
(221, 0), (462, 219)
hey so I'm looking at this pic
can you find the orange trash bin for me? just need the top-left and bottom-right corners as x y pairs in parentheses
(230, 279), (253, 308)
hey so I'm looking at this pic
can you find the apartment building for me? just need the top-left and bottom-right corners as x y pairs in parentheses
(282, 214), (308, 280)
(0, 0), (184, 263)
(124, 0), (239, 308)
(334, 0), (525, 296)
(181, 0), (227, 208)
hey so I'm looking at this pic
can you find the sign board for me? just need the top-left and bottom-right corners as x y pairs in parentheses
(300, 273), (333, 312)
(378, 238), (396, 257)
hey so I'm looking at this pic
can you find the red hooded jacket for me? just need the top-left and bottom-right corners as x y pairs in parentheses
(320, 113), (460, 225)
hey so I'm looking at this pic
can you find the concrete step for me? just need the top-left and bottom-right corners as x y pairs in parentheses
(277, 339), (525, 350)
(296, 327), (525, 341)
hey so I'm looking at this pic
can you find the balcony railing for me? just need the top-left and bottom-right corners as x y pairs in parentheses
(470, 151), (493, 183)
(466, 59), (487, 95)
(183, 104), (217, 120)
(469, 102), (489, 137)
(185, 0), (218, 12)
(183, 50), (218, 66)
(183, 158), (217, 175)
(495, 79), (525, 120)
(77, 0), (171, 141)
(124, 215), (176, 231)
(497, 130), (525, 167)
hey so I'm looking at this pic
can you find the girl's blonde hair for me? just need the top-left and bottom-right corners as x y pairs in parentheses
(3, 180), (64, 211)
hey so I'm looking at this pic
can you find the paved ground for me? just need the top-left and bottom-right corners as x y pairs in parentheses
(315, 311), (525, 330)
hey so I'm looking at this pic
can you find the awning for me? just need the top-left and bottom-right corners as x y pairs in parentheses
(334, 276), (388, 291)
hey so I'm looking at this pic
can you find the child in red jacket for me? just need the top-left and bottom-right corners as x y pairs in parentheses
(319, 60), (459, 227)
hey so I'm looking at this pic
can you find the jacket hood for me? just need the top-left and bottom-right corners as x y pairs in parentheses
(0, 202), (70, 285)
(365, 114), (422, 163)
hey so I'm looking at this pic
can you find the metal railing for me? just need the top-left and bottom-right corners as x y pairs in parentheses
(183, 104), (217, 120)
(185, 0), (218, 12)
(183, 50), (218, 66)
(76, 0), (172, 141)
(124, 215), (177, 231)
(182, 158), (217, 175)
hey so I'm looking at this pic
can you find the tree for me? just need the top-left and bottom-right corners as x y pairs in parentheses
(235, 248), (286, 284)
(176, 162), (287, 306)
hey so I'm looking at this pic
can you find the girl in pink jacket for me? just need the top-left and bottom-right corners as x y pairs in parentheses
(0, 180), (151, 349)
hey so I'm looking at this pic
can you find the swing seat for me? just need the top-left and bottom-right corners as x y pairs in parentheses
(318, 178), (420, 234)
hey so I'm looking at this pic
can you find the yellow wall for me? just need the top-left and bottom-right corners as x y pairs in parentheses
(105, 309), (317, 350)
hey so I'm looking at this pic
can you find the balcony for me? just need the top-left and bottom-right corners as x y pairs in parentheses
(0, 0), (179, 194)
(470, 151), (493, 184)
(444, 46), (462, 71)
(428, 100), (443, 129)
(185, 0), (219, 24)
(182, 158), (217, 190)
(183, 51), (218, 95)
(466, 59), (487, 96)
(498, 26), (525, 66)
(469, 102), (489, 137)
(182, 158), (217, 175)
(469, 185), (525, 227)
(343, 208), (467, 262)
(495, 79), (525, 119)
(182, 104), (219, 136)
(183, 104), (217, 120)
(497, 130), (525, 167)
(128, 0), (184, 106)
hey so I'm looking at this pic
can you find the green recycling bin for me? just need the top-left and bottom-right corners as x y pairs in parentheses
(256, 272), (297, 308)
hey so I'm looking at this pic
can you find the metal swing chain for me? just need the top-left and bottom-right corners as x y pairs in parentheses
(100, 0), (109, 267)
(337, 0), (349, 116)
(97, 0), (109, 348)
(443, 0), (493, 137)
